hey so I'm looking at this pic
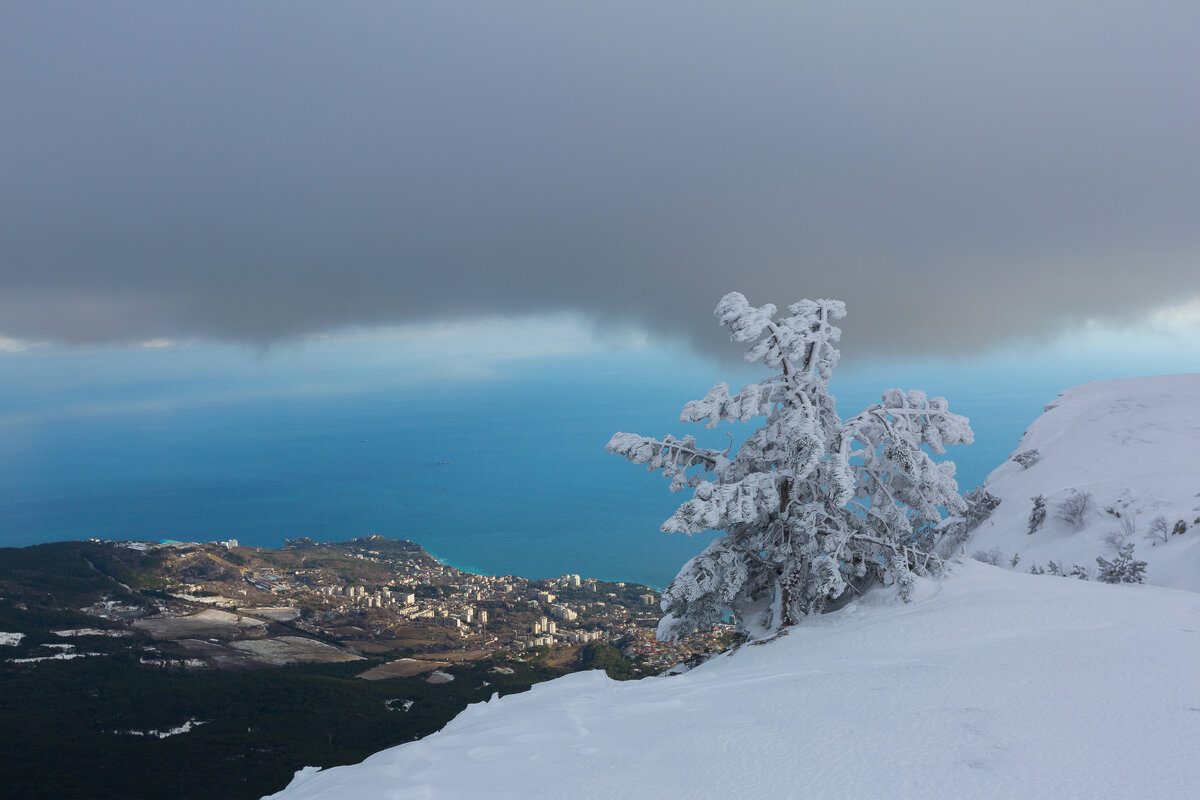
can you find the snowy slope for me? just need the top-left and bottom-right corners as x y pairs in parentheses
(966, 374), (1200, 589)
(268, 562), (1200, 799)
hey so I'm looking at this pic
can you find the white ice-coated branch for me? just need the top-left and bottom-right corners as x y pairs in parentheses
(610, 292), (974, 641)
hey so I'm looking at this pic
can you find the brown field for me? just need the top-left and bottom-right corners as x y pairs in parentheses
(386, 626), (461, 651)
(358, 658), (451, 680)
(412, 650), (492, 663)
(344, 640), (398, 655)
(539, 643), (582, 669)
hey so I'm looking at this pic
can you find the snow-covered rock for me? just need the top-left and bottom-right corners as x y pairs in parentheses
(268, 562), (1200, 799)
(966, 374), (1200, 589)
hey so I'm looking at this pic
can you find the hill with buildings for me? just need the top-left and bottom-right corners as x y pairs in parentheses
(0, 536), (725, 799)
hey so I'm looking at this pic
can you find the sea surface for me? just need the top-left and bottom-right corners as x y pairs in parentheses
(2, 340), (1191, 588)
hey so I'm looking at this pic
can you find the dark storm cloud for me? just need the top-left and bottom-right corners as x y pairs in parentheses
(2, 2), (1198, 356)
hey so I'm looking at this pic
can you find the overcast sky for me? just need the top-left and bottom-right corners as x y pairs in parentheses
(2, 2), (1198, 358)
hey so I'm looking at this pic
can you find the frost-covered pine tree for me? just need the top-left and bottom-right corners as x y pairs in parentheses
(1096, 543), (1147, 584)
(607, 292), (974, 641)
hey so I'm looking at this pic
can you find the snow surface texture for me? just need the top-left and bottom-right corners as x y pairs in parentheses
(268, 561), (1200, 800)
(967, 374), (1200, 589)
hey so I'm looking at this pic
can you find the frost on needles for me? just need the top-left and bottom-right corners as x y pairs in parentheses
(607, 292), (974, 641)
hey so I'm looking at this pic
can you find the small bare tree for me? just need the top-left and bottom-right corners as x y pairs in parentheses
(1145, 515), (1171, 546)
(1103, 512), (1137, 551)
(1055, 490), (1092, 528)
(971, 547), (1004, 566)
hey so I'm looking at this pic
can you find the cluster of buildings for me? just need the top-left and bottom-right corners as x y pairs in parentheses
(315, 584), (417, 611)
(618, 623), (735, 670)
(297, 561), (645, 652)
(158, 537), (729, 666)
(409, 606), (489, 629)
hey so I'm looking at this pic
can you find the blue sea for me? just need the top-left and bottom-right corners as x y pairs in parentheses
(2, 336), (1193, 588)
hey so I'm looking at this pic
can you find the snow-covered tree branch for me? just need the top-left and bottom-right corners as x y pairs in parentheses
(607, 292), (974, 641)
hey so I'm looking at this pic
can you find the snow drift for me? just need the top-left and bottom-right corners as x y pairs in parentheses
(268, 561), (1200, 799)
(966, 374), (1200, 589)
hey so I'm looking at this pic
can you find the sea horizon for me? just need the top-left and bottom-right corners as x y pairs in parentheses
(3, 340), (1196, 589)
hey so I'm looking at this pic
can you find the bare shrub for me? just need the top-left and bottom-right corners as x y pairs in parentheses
(1055, 490), (1092, 528)
(1145, 515), (1171, 546)
(1103, 513), (1137, 551)
(971, 547), (1005, 566)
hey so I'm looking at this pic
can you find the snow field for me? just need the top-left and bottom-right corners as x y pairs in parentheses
(968, 374), (1200, 589)
(269, 561), (1200, 799)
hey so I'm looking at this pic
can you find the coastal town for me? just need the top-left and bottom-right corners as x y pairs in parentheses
(0, 534), (731, 800)
(99, 534), (734, 675)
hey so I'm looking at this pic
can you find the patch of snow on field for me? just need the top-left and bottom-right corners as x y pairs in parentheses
(139, 657), (206, 669)
(384, 699), (415, 713)
(268, 562), (1200, 800)
(8, 652), (102, 664)
(0, 632), (24, 646)
(171, 594), (238, 607)
(53, 628), (132, 638)
(967, 374), (1200, 589)
(242, 607), (302, 621)
(226, 636), (363, 666)
(116, 719), (209, 738)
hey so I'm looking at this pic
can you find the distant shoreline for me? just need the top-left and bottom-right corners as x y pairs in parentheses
(6, 534), (667, 591)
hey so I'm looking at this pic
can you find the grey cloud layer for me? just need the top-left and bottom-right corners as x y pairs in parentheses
(2, 2), (1198, 355)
